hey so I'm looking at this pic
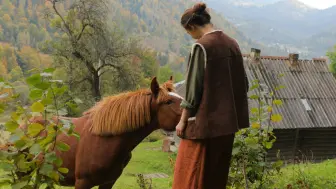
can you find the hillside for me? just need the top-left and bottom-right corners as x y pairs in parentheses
(0, 0), (287, 75)
(204, 0), (336, 58)
(107, 0), (270, 63)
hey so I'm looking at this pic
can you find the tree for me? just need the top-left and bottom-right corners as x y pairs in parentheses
(158, 65), (183, 84)
(327, 45), (336, 74)
(47, 0), (137, 102)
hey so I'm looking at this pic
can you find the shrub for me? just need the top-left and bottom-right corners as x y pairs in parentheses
(228, 76), (285, 189)
(0, 68), (81, 189)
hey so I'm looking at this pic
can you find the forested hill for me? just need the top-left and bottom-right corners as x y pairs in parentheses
(109, 0), (254, 55)
(108, 0), (286, 60)
(0, 0), (286, 80)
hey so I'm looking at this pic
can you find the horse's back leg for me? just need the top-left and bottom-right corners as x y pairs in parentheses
(75, 179), (93, 189)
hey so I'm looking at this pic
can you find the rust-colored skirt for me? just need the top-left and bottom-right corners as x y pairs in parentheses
(172, 134), (234, 189)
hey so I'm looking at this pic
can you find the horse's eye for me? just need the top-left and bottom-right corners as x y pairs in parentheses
(166, 100), (173, 105)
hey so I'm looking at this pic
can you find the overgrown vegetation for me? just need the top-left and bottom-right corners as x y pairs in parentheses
(0, 68), (80, 188)
(228, 76), (285, 189)
(327, 45), (336, 74)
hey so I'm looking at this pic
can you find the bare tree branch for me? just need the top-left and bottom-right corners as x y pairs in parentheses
(50, 0), (73, 38)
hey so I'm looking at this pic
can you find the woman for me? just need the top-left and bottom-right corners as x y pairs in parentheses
(173, 3), (250, 189)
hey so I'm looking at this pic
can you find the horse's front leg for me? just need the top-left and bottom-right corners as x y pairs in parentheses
(99, 183), (114, 189)
(75, 179), (93, 189)
(105, 152), (133, 188)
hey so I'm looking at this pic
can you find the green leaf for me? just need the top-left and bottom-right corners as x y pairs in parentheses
(56, 142), (70, 152)
(27, 123), (44, 137)
(41, 97), (53, 105)
(0, 162), (14, 172)
(35, 82), (51, 90)
(12, 181), (28, 189)
(31, 102), (44, 113)
(43, 68), (56, 73)
(26, 74), (42, 86)
(54, 157), (63, 167)
(14, 140), (27, 149)
(273, 99), (283, 106)
(250, 108), (259, 114)
(29, 89), (43, 100)
(271, 114), (283, 123)
(29, 144), (42, 155)
(275, 85), (286, 90)
(49, 170), (60, 182)
(39, 183), (48, 189)
(8, 130), (24, 143)
(45, 152), (57, 163)
(265, 142), (273, 149)
(58, 167), (69, 174)
(278, 73), (285, 78)
(57, 108), (68, 116)
(73, 98), (83, 104)
(245, 138), (259, 149)
(17, 156), (29, 171)
(11, 112), (20, 121)
(54, 86), (67, 96)
(4, 121), (19, 133)
(0, 174), (13, 183)
(71, 131), (80, 140)
(231, 147), (240, 156)
(249, 95), (259, 100)
(250, 84), (260, 91)
(39, 163), (54, 176)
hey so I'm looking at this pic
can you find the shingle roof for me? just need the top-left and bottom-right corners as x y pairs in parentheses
(174, 53), (336, 129)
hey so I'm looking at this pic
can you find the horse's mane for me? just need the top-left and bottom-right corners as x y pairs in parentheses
(84, 87), (171, 136)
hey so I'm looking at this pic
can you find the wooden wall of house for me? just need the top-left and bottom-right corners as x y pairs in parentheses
(267, 129), (296, 162)
(267, 128), (336, 163)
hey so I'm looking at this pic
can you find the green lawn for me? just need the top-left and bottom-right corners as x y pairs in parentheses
(112, 140), (175, 189)
(272, 159), (336, 189)
(1, 137), (336, 189)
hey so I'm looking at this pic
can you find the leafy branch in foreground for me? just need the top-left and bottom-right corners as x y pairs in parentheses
(0, 68), (81, 189)
(228, 74), (285, 189)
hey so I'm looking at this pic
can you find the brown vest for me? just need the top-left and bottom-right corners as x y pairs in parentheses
(184, 31), (249, 139)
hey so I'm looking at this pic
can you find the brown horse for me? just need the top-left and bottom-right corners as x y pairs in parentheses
(12, 77), (182, 189)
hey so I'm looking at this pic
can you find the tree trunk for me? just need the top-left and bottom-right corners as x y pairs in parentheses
(93, 72), (101, 102)
(68, 62), (74, 91)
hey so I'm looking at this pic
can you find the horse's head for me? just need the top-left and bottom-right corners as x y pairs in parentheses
(150, 76), (182, 132)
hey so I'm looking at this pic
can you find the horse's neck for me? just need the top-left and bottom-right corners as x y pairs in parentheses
(127, 123), (157, 149)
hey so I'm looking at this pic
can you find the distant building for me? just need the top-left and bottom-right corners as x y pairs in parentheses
(173, 49), (336, 163)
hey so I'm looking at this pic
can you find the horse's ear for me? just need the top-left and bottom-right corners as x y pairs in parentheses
(150, 77), (160, 96)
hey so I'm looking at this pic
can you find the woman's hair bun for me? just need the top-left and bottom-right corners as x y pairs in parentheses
(193, 2), (207, 14)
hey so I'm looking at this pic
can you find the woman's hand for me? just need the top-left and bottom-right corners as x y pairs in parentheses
(176, 121), (187, 137)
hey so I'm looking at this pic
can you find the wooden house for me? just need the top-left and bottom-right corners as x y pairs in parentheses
(173, 49), (336, 163)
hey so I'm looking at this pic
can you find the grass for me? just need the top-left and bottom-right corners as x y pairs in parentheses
(112, 140), (175, 189)
(273, 159), (336, 189)
(1, 134), (336, 189)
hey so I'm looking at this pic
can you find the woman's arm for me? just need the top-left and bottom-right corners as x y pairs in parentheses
(176, 44), (205, 136)
(179, 44), (205, 121)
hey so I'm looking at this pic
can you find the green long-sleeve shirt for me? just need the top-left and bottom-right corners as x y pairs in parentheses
(180, 44), (205, 117)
